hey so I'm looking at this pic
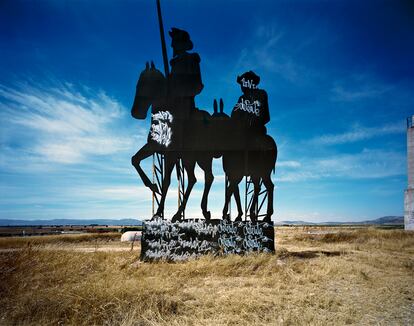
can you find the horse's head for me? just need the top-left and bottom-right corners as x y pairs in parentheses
(131, 61), (167, 119)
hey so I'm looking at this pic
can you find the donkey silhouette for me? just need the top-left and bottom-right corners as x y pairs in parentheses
(211, 99), (277, 222)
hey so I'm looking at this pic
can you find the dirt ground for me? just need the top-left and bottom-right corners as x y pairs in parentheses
(0, 226), (413, 325)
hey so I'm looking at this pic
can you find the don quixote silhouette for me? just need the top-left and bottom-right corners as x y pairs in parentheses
(131, 1), (277, 223)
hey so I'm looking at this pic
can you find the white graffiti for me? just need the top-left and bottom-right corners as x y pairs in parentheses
(243, 223), (264, 237)
(145, 219), (183, 239)
(218, 220), (272, 253)
(150, 110), (173, 147)
(218, 235), (243, 254)
(177, 220), (220, 237)
(142, 219), (218, 261)
(152, 111), (173, 123)
(240, 78), (257, 89)
(234, 98), (261, 116)
(218, 221), (238, 235)
(141, 219), (274, 261)
(145, 250), (201, 261)
(146, 236), (212, 253)
(145, 219), (219, 238)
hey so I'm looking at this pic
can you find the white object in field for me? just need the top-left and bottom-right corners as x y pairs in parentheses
(121, 231), (141, 242)
(405, 115), (414, 231)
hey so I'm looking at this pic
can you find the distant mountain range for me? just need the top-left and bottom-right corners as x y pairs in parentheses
(0, 216), (403, 226)
(0, 218), (143, 226)
(275, 216), (404, 225)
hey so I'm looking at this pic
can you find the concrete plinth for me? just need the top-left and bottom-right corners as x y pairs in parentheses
(140, 219), (275, 261)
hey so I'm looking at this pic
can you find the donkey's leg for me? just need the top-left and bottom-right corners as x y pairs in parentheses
(154, 155), (176, 219)
(262, 175), (274, 222)
(249, 177), (261, 222)
(222, 176), (243, 220)
(222, 176), (233, 220)
(131, 144), (159, 194)
(233, 186), (243, 222)
(171, 159), (197, 222)
(198, 157), (214, 220)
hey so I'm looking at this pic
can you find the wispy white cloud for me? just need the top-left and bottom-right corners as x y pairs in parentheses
(277, 148), (405, 182)
(309, 122), (404, 145)
(316, 148), (405, 178)
(71, 185), (151, 202)
(331, 75), (392, 102)
(0, 184), (151, 206)
(277, 160), (301, 168)
(0, 81), (136, 167)
(233, 25), (315, 83)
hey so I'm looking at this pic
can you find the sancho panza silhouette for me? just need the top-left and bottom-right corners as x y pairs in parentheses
(232, 70), (270, 148)
(221, 71), (276, 222)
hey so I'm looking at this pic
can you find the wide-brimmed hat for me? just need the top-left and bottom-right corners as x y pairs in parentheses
(237, 71), (260, 88)
(169, 27), (193, 51)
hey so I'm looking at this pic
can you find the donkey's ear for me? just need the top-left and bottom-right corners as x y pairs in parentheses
(145, 62), (149, 70)
(150, 61), (155, 69)
(220, 98), (224, 113)
(213, 99), (218, 113)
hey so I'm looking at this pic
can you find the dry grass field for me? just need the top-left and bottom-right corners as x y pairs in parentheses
(0, 226), (413, 325)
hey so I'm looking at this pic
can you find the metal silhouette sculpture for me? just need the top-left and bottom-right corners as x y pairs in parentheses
(130, 65), (277, 222)
(131, 1), (277, 222)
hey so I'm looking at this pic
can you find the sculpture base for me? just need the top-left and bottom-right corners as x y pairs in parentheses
(140, 219), (275, 262)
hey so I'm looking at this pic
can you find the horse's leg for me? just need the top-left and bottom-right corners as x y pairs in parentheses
(198, 157), (214, 220)
(154, 154), (176, 219)
(262, 175), (274, 222)
(131, 143), (160, 194)
(233, 186), (243, 222)
(249, 177), (260, 222)
(171, 159), (197, 222)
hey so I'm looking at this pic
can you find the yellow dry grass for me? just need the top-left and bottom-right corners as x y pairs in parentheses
(0, 227), (413, 325)
(0, 232), (120, 249)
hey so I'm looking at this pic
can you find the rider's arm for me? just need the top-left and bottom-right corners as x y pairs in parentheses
(261, 90), (270, 125)
(192, 53), (204, 95)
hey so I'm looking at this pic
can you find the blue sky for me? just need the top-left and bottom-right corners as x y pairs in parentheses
(1, 0), (413, 222)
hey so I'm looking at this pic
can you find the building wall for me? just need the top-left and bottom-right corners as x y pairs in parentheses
(405, 189), (414, 230)
(408, 124), (414, 188)
(405, 116), (414, 230)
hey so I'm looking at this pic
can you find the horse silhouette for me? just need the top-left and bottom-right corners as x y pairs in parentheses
(131, 62), (217, 222)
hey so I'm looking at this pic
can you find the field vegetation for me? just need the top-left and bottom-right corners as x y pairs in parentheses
(0, 232), (120, 249)
(0, 226), (413, 325)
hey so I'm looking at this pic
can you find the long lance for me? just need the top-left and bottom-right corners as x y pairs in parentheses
(155, 0), (184, 213)
(156, 0), (169, 77)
